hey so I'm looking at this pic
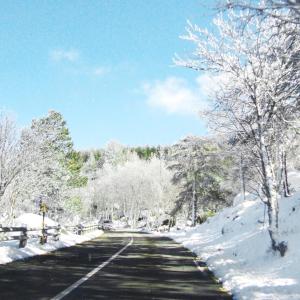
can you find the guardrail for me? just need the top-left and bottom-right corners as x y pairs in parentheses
(0, 223), (99, 249)
(65, 223), (99, 235)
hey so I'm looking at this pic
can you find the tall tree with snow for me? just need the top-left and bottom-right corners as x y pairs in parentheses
(176, 8), (300, 254)
(168, 136), (233, 225)
(24, 110), (84, 219)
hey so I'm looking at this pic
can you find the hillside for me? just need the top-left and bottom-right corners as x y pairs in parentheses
(167, 174), (300, 299)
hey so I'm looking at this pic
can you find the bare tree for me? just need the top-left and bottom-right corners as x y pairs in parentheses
(0, 113), (28, 201)
(223, 0), (300, 23)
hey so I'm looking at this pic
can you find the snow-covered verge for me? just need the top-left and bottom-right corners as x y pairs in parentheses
(0, 213), (103, 265)
(165, 190), (300, 299)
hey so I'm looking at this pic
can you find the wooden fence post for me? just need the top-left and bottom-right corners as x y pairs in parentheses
(40, 226), (48, 245)
(77, 224), (83, 235)
(54, 225), (61, 241)
(19, 227), (28, 248)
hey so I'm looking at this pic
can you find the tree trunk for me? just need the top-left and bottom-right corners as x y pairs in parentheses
(260, 144), (287, 256)
(191, 173), (197, 226)
(282, 151), (290, 197)
(239, 154), (246, 201)
(266, 181), (280, 249)
(258, 127), (287, 256)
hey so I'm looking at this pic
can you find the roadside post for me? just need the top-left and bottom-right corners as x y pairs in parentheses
(19, 227), (28, 248)
(39, 200), (48, 244)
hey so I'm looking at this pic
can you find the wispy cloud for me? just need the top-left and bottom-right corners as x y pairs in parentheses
(92, 66), (110, 77)
(50, 49), (80, 62)
(143, 76), (209, 116)
(49, 48), (111, 78)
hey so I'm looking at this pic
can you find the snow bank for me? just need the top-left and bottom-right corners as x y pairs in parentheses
(0, 214), (104, 265)
(13, 213), (57, 228)
(166, 190), (300, 299)
(287, 171), (300, 191)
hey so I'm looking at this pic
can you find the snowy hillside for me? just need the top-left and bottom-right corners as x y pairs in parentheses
(0, 213), (103, 265)
(167, 176), (300, 299)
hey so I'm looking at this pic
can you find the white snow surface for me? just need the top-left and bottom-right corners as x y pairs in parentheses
(13, 213), (57, 228)
(165, 190), (300, 299)
(0, 213), (103, 265)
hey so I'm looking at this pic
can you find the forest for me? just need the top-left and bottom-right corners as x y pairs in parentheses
(0, 110), (237, 229)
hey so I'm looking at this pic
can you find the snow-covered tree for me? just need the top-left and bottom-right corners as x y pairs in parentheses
(77, 154), (177, 228)
(223, 0), (300, 22)
(168, 136), (233, 225)
(176, 8), (300, 254)
(0, 113), (24, 201)
(1, 110), (85, 223)
(103, 141), (131, 166)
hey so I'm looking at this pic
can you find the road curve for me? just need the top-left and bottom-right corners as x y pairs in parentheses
(0, 231), (231, 300)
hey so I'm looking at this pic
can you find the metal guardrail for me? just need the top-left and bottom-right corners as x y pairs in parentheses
(0, 223), (99, 249)
(65, 223), (99, 235)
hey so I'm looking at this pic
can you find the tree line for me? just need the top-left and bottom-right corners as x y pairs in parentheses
(0, 110), (236, 230)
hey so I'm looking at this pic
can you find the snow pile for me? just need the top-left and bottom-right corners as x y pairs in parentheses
(112, 219), (129, 229)
(13, 213), (57, 228)
(0, 214), (103, 265)
(166, 191), (300, 299)
(286, 171), (300, 191)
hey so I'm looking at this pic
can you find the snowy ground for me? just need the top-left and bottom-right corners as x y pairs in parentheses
(165, 176), (300, 299)
(0, 213), (103, 265)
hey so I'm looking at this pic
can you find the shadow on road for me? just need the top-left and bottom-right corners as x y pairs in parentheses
(64, 232), (232, 300)
(0, 231), (232, 300)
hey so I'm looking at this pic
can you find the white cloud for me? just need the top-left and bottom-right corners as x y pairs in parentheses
(143, 76), (209, 116)
(50, 49), (80, 62)
(92, 67), (110, 77)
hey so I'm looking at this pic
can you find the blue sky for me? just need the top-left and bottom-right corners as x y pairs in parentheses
(0, 0), (216, 149)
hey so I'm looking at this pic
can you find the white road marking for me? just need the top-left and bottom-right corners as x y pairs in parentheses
(50, 237), (133, 300)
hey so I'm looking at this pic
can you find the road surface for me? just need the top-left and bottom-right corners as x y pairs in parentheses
(0, 231), (231, 299)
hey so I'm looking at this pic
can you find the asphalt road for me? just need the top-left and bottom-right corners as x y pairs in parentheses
(0, 231), (232, 300)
